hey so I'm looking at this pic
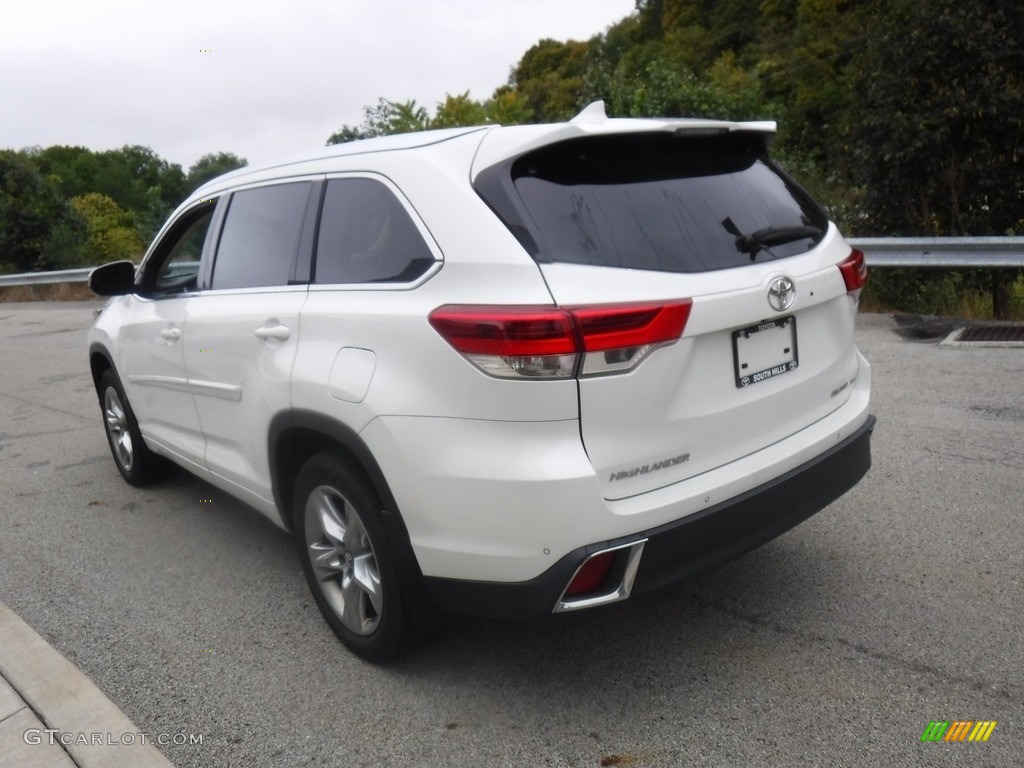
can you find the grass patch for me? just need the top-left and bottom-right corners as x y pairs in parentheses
(861, 269), (1024, 320)
(0, 282), (99, 302)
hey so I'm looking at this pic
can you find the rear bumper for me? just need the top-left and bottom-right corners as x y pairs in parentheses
(423, 414), (875, 620)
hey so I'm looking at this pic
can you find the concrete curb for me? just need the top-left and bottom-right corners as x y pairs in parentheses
(0, 601), (173, 768)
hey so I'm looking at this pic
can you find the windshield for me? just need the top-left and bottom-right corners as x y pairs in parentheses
(476, 132), (828, 273)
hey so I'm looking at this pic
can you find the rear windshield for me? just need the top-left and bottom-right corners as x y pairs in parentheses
(475, 132), (828, 273)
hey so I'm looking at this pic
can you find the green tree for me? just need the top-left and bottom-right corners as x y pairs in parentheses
(70, 192), (146, 264)
(39, 216), (89, 270)
(0, 151), (86, 271)
(635, 0), (667, 40)
(24, 145), (101, 200)
(511, 38), (591, 121)
(485, 88), (535, 125)
(581, 16), (644, 107)
(25, 144), (187, 243)
(186, 152), (248, 190)
(97, 145), (187, 214)
(706, 0), (762, 57)
(327, 98), (431, 144)
(850, 0), (1024, 235)
(770, 0), (865, 167)
(609, 50), (768, 120)
(432, 92), (488, 128)
(326, 90), (535, 147)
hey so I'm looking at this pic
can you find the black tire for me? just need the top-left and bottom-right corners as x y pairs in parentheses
(97, 369), (169, 486)
(293, 452), (409, 662)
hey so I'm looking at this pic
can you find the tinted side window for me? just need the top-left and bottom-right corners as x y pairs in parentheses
(314, 178), (435, 284)
(140, 201), (217, 296)
(211, 182), (312, 290)
(477, 133), (828, 274)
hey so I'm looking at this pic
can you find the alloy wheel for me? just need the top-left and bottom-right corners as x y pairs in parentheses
(304, 485), (383, 636)
(103, 386), (134, 472)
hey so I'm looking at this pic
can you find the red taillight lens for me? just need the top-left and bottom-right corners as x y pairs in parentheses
(574, 300), (692, 377)
(564, 551), (617, 597)
(429, 301), (691, 380)
(572, 301), (692, 352)
(427, 306), (575, 356)
(428, 306), (578, 379)
(839, 248), (867, 293)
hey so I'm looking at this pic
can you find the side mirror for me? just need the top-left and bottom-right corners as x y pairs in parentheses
(89, 261), (136, 296)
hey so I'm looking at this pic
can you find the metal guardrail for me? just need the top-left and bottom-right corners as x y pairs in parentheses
(847, 237), (1024, 319)
(848, 237), (1024, 268)
(0, 267), (93, 287)
(1, 238), (1022, 289)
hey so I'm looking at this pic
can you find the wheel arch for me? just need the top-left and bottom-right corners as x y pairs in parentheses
(268, 410), (401, 530)
(89, 343), (116, 394)
(268, 410), (443, 632)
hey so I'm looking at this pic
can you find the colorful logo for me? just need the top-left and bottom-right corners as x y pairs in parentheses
(921, 721), (997, 742)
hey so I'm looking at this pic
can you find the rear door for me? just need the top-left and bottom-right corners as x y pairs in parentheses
(477, 131), (865, 500)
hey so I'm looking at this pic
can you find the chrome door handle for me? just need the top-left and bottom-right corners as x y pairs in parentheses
(160, 327), (182, 341)
(254, 323), (290, 341)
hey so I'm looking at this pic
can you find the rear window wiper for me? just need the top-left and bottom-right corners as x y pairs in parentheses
(721, 218), (823, 260)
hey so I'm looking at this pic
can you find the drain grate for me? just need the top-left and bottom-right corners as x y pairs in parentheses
(956, 324), (1024, 343)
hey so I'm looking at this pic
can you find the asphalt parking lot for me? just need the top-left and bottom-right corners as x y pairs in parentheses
(0, 300), (1021, 767)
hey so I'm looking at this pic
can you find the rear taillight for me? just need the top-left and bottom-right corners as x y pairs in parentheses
(839, 248), (867, 294)
(574, 301), (692, 376)
(428, 300), (692, 380)
(427, 306), (577, 379)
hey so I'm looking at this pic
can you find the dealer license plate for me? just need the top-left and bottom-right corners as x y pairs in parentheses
(732, 316), (798, 388)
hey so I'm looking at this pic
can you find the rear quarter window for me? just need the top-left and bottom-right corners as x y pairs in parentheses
(314, 178), (435, 284)
(475, 132), (828, 273)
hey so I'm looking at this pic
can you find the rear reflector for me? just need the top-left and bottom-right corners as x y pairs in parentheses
(564, 551), (617, 597)
(429, 300), (691, 379)
(839, 248), (867, 293)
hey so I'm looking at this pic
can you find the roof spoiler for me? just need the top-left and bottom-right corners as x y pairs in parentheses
(570, 100), (776, 135)
(571, 101), (609, 124)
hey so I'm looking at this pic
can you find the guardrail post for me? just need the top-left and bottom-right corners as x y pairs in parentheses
(993, 269), (1018, 320)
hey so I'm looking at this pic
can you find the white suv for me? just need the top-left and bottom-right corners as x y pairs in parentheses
(88, 102), (874, 661)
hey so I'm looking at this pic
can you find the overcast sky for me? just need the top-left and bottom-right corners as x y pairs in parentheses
(1, 0), (636, 171)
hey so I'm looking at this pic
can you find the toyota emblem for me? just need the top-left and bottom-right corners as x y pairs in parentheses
(767, 277), (795, 312)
